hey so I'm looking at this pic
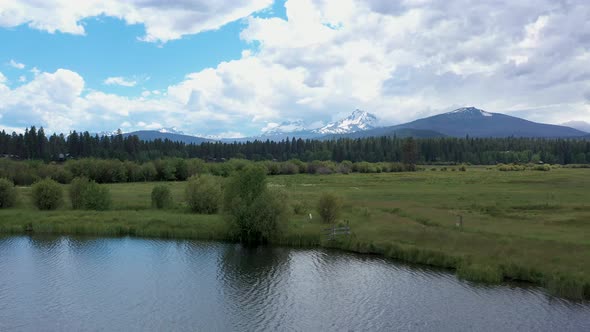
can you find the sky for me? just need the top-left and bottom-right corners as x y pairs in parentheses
(0, 0), (589, 137)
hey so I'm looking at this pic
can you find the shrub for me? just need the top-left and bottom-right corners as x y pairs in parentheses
(317, 192), (342, 224)
(185, 175), (222, 214)
(293, 200), (308, 215)
(186, 158), (207, 177)
(224, 166), (289, 243)
(497, 163), (526, 172)
(173, 158), (189, 181)
(152, 185), (173, 209)
(0, 178), (17, 208)
(532, 164), (551, 171)
(124, 161), (143, 182)
(69, 177), (111, 210)
(69, 177), (90, 209)
(31, 178), (63, 210)
(141, 162), (157, 181)
(339, 161), (353, 174)
(280, 162), (299, 175)
(289, 159), (307, 174)
(154, 159), (176, 181)
(38, 164), (73, 184)
(265, 162), (280, 175)
(81, 181), (112, 210)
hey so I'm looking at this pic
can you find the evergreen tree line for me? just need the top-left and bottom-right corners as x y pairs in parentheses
(1, 126), (590, 165)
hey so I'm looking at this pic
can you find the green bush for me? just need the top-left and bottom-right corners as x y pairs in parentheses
(69, 177), (111, 210)
(69, 177), (89, 209)
(81, 181), (112, 210)
(0, 178), (18, 208)
(497, 163), (526, 172)
(185, 175), (222, 214)
(152, 185), (173, 209)
(224, 166), (289, 243)
(532, 164), (551, 171)
(293, 200), (308, 215)
(141, 162), (157, 181)
(31, 178), (63, 210)
(317, 192), (342, 224)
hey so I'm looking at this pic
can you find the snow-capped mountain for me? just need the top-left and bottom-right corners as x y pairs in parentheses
(357, 106), (586, 138)
(157, 127), (185, 135)
(262, 120), (307, 136)
(258, 109), (378, 138)
(449, 107), (493, 118)
(314, 109), (378, 134)
(96, 129), (123, 136)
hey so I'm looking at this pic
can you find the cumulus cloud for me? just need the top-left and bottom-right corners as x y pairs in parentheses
(2, 0), (590, 135)
(0, 0), (273, 43)
(8, 59), (25, 69)
(104, 76), (137, 87)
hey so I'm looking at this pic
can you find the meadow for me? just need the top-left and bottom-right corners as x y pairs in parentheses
(1, 166), (589, 299)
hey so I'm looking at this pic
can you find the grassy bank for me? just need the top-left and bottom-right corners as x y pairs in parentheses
(1, 167), (590, 299)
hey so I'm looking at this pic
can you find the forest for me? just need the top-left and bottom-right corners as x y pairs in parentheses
(1, 126), (590, 165)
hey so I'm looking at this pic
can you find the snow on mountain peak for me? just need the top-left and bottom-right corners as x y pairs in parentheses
(158, 127), (184, 134)
(262, 120), (307, 135)
(449, 107), (493, 117)
(260, 110), (379, 136)
(314, 109), (378, 134)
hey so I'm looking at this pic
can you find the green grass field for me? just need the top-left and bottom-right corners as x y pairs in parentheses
(1, 167), (589, 299)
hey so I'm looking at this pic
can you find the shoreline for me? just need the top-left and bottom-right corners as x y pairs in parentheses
(1, 209), (588, 301)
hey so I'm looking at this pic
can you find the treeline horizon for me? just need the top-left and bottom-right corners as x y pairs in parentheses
(1, 126), (590, 165)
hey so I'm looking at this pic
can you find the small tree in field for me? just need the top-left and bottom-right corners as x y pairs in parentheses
(31, 178), (63, 210)
(152, 185), (173, 209)
(185, 175), (222, 214)
(224, 166), (289, 243)
(0, 178), (17, 208)
(317, 192), (342, 224)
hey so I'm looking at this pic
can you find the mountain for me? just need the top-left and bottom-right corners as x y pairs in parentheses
(237, 109), (380, 142)
(96, 130), (122, 137)
(325, 127), (446, 140)
(262, 120), (307, 136)
(123, 130), (212, 144)
(314, 109), (378, 134)
(384, 107), (586, 138)
(561, 121), (590, 133)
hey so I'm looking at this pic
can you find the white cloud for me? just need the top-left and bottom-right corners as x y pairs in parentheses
(9, 59), (25, 69)
(0, 0), (273, 43)
(104, 76), (137, 87)
(2, 0), (590, 136)
(18, 76), (26, 82)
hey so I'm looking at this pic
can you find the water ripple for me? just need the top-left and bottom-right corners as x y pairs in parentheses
(0, 236), (589, 331)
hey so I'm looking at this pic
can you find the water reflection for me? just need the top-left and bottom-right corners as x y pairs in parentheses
(0, 236), (588, 331)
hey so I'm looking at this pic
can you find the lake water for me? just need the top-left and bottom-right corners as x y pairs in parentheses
(0, 236), (589, 331)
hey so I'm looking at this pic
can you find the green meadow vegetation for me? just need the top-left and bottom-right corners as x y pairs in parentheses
(0, 165), (589, 300)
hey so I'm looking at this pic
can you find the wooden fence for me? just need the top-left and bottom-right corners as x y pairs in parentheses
(324, 221), (351, 240)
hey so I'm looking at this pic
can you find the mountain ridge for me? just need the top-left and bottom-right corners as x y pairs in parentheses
(106, 107), (587, 143)
(561, 121), (590, 133)
(386, 107), (585, 138)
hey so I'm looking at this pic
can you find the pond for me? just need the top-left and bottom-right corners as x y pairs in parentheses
(0, 236), (589, 331)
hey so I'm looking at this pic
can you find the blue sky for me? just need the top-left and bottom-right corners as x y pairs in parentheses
(0, 0), (589, 137)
